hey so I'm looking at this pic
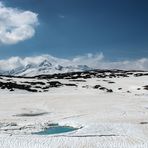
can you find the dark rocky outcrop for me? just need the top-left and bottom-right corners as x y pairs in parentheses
(0, 69), (147, 92)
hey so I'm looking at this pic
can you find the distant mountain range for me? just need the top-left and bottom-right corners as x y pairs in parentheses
(0, 55), (92, 76)
(0, 54), (148, 76)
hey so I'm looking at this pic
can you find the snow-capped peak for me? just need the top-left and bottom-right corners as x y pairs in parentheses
(0, 54), (92, 76)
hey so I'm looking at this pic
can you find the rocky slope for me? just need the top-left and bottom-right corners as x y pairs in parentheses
(0, 69), (147, 92)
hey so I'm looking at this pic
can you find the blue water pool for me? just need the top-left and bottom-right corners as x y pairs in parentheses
(33, 124), (78, 135)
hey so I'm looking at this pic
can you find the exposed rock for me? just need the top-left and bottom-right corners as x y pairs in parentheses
(93, 85), (101, 89)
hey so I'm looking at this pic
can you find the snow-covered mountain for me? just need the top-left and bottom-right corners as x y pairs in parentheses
(0, 53), (148, 76)
(0, 55), (92, 76)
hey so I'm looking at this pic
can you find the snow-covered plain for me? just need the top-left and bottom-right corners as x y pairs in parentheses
(0, 72), (148, 148)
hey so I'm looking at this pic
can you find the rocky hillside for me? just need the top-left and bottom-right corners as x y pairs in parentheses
(0, 69), (148, 93)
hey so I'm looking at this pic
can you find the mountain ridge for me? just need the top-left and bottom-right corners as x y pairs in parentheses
(0, 57), (92, 76)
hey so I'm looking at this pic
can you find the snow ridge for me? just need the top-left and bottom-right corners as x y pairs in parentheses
(0, 55), (91, 76)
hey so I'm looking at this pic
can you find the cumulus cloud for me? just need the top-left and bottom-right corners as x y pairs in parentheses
(0, 53), (148, 72)
(101, 58), (148, 70)
(72, 54), (148, 70)
(0, 2), (38, 44)
(71, 53), (104, 67)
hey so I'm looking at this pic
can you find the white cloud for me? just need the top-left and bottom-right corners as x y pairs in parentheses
(58, 14), (65, 19)
(0, 53), (148, 72)
(72, 53), (104, 67)
(0, 2), (38, 45)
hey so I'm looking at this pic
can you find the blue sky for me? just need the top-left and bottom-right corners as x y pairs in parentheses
(0, 0), (148, 61)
